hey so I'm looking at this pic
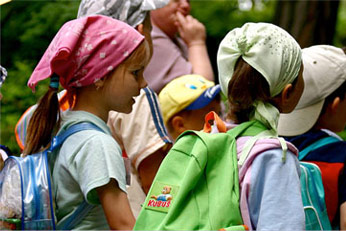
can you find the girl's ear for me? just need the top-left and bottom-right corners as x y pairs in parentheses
(171, 115), (185, 134)
(94, 78), (106, 90)
(330, 97), (341, 113)
(137, 23), (145, 36)
(281, 83), (294, 104)
(272, 83), (293, 113)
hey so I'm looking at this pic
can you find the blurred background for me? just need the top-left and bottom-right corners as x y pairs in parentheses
(1, 0), (345, 154)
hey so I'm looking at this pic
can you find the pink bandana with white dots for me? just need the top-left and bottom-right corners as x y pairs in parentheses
(28, 15), (144, 91)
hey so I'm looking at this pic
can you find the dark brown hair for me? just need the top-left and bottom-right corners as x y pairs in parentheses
(23, 86), (60, 155)
(227, 58), (271, 123)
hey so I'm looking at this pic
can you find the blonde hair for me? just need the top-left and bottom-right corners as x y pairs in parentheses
(123, 40), (149, 66)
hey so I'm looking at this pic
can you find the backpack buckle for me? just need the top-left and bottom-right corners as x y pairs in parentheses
(50, 137), (58, 151)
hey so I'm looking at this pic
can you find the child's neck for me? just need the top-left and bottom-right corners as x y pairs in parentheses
(72, 105), (108, 122)
(313, 116), (338, 133)
(73, 91), (109, 122)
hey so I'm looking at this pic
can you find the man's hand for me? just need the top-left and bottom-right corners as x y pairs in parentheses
(175, 11), (206, 47)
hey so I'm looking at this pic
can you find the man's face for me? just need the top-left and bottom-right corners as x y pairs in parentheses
(150, 0), (190, 35)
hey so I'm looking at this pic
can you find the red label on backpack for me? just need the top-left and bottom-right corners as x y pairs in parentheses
(147, 199), (171, 208)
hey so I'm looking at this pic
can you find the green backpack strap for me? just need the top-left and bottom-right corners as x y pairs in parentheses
(226, 120), (268, 138)
(299, 136), (340, 160)
(233, 120), (288, 166)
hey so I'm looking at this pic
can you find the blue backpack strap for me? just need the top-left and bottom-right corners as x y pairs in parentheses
(56, 200), (94, 230)
(299, 136), (340, 161)
(49, 122), (104, 230)
(49, 122), (103, 151)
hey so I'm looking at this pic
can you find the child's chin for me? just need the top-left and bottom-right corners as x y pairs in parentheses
(122, 105), (134, 114)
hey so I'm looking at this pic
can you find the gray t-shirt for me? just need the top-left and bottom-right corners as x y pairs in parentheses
(52, 110), (126, 230)
(143, 25), (192, 93)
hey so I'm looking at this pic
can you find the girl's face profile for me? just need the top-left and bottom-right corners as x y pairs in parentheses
(102, 41), (150, 114)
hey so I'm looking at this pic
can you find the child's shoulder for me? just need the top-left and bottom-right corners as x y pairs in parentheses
(236, 136), (300, 180)
(61, 111), (112, 133)
(236, 136), (298, 156)
(63, 127), (119, 150)
(307, 139), (346, 163)
(57, 126), (122, 166)
(59, 111), (121, 152)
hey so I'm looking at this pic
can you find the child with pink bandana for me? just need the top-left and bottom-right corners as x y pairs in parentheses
(24, 15), (150, 229)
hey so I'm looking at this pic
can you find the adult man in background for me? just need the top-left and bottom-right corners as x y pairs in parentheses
(144, 0), (214, 93)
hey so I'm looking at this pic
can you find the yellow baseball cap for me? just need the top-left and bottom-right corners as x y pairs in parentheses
(159, 74), (221, 125)
(0, 0), (11, 5)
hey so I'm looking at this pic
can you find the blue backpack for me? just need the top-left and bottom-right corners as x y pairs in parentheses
(299, 136), (339, 230)
(300, 162), (331, 230)
(0, 123), (102, 230)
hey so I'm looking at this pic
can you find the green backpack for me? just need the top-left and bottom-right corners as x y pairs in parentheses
(134, 120), (267, 230)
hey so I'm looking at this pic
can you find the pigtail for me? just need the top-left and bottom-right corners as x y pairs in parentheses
(23, 74), (61, 156)
(227, 58), (271, 123)
(0, 156), (4, 171)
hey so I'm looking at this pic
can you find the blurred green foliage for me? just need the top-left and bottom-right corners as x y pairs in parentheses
(0, 0), (345, 154)
(335, 0), (346, 46)
(190, 0), (276, 73)
(339, 130), (346, 140)
(1, 1), (80, 154)
(190, 0), (276, 38)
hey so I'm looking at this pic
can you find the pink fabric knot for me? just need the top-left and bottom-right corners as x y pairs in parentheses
(28, 15), (145, 92)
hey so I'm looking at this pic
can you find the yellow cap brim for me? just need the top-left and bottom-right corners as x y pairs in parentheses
(0, 0), (12, 5)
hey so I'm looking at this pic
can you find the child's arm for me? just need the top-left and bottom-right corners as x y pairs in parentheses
(340, 202), (346, 230)
(138, 148), (168, 194)
(96, 179), (135, 230)
(175, 12), (214, 82)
